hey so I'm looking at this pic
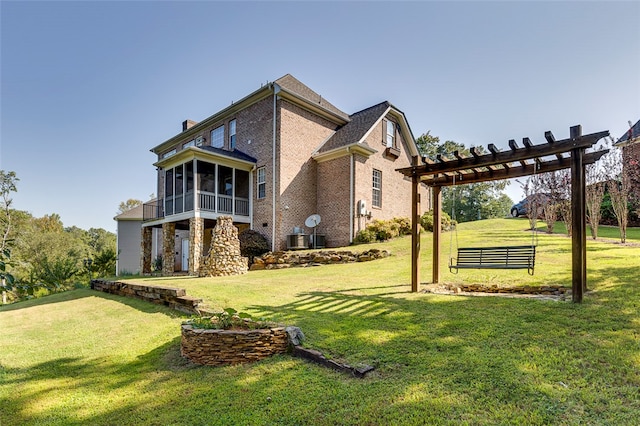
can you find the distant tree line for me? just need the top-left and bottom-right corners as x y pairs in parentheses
(1, 170), (116, 303)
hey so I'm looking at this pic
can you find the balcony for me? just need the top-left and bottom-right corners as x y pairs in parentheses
(143, 191), (249, 222)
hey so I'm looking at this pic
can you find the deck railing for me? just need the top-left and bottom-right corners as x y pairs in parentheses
(144, 192), (249, 222)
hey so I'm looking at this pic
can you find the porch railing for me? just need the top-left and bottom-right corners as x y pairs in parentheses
(144, 192), (249, 222)
(143, 201), (164, 221)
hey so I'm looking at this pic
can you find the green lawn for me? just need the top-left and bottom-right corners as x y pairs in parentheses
(1, 218), (639, 425)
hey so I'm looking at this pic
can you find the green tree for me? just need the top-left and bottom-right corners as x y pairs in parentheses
(118, 199), (143, 214)
(1, 170), (19, 303)
(416, 133), (510, 222)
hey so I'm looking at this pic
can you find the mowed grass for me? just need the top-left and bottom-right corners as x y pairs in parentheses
(1, 218), (639, 425)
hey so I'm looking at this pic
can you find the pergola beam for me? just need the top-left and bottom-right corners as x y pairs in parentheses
(400, 125), (610, 303)
(421, 150), (608, 187)
(398, 130), (609, 177)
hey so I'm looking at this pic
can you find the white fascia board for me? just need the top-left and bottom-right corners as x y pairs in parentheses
(614, 136), (640, 148)
(277, 89), (350, 125)
(150, 86), (273, 154)
(356, 106), (392, 145)
(154, 147), (255, 170)
(386, 107), (420, 158)
(313, 143), (377, 163)
(310, 130), (338, 157)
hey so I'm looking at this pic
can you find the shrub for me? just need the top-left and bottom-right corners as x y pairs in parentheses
(92, 247), (117, 277)
(370, 219), (399, 241)
(393, 217), (412, 235)
(353, 229), (376, 244)
(185, 308), (271, 330)
(239, 229), (270, 262)
(152, 255), (163, 272)
(420, 210), (456, 232)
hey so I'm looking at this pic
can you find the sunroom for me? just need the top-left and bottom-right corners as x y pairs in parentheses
(143, 146), (256, 225)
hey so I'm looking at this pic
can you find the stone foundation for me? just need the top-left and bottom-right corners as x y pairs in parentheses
(181, 324), (289, 366)
(91, 279), (201, 314)
(250, 248), (390, 270)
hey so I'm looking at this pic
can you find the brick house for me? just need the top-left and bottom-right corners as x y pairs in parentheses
(615, 118), (640, 209)
(138, 74), (429, 276)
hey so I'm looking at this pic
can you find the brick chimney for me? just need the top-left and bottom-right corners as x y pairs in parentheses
(182, 119), (198, 132)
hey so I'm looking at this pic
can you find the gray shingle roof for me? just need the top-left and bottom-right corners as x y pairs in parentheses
(316, 101), (390, 154)
(200, 146), (257, 163)
(618, 119), (640, 144)
(275, 74), (350, 121)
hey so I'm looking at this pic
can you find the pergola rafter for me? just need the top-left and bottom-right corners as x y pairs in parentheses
(397, 125), (610, 303)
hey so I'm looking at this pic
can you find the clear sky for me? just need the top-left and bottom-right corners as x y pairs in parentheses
(1, 0), (639, 232)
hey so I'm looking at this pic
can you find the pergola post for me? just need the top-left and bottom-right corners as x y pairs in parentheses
(570, 125), (586, 303)
(398, 125), (608, 299)
(411, 173), (420, 292)
(432, 186), (442, 284)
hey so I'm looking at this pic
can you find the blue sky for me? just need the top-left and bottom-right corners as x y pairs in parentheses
(1, 1), (639, 232)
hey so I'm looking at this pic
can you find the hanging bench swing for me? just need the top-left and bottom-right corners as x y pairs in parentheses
(447, 172), (538, 276)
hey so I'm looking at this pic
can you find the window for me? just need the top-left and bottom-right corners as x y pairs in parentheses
(386, 120), (395, 148)
(257, 167), (266, 199)
(183, 139), (195, 149)
(162, 149), (176, 159)
(211, 125), (224, 148)
(229, 119), (237, 149)
(372, 169), (382, 208)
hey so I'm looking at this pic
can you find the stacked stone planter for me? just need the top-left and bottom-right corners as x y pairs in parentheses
(181, 324), (289, 366)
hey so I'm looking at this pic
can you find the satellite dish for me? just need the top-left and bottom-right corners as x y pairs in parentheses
(305, 214), (321, 228)
(305, 214), (321, 249)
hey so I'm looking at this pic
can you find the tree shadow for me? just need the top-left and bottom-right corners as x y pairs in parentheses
(0, 288), (187, 319)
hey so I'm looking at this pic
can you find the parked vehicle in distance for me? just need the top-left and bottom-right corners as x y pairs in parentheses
(510, 194), (550, 217)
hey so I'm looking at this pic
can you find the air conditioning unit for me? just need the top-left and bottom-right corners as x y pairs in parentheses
(357, 199), (367, 216)
(287, 234), (309, 250)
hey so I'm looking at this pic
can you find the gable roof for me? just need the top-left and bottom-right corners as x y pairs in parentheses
(316, 101), (391, 154)
(274, 74), (349, 122)
(151, 74), (349, 154)
(200, 146), (257, 163)
(313, 101), (420, 160)
(114, 203), (145, 221)
(616, 119), (640, 146)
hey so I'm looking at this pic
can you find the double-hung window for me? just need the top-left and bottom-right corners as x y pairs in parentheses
(229, 119), (237, 149)
(386, 120), (395, 148)
(372, 169), (382, 208)
(257, 167), (266, 199)
(211, 125), (224, 148)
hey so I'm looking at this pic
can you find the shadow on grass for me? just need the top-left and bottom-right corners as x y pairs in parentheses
(0, 288), (187, 319)
(2, 277), (639, 425)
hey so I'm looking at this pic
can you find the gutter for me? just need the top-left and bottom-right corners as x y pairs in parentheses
(271, 83), (281, 251)
(349, 150), (354, 243)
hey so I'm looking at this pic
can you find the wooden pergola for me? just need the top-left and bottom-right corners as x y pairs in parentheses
(397, 125), (610, 303)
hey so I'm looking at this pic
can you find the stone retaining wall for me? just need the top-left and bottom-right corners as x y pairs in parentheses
(250, 248), (390, 270)
(91, 280), (201, 314)
(181, 324), (289, 366)
(452, 284), (568, 295)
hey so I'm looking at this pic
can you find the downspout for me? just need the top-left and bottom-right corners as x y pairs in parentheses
(271, 83), (281, 251)
(349, 149), (354, 243)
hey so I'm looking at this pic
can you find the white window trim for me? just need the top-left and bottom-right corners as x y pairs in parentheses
(386, 120), (395, 148)
(372, 169), (382, 208)
(229, 119), (237, 149)
(211, 125), (224, 148)
(257, 166), (266, 199)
